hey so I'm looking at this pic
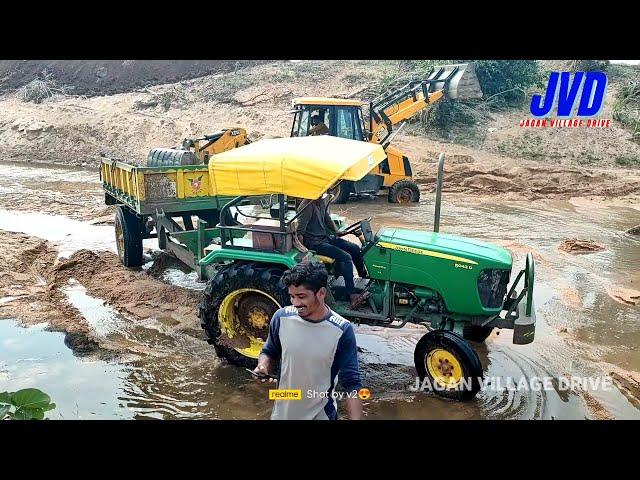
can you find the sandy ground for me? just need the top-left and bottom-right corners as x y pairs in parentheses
(0, 230), (204, 359)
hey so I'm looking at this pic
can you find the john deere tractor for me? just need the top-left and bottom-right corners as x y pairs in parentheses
(178, 136), (536, 401)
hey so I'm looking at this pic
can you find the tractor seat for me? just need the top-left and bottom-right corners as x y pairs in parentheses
(315, 255), (335, 265)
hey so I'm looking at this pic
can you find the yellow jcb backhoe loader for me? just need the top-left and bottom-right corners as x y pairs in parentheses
(289, 63), (483, 203)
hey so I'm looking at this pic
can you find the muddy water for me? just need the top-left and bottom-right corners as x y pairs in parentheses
(1, 161), (639, 419)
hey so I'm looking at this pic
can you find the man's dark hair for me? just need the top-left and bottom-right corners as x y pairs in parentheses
(310, 115), (320, 124)
(282, 261), (328, 293)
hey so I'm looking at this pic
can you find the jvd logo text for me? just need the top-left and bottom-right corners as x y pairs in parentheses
(531, 71), (608, 118)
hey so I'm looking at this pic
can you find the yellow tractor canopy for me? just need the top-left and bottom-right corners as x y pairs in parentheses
(207, 136), (386, 199)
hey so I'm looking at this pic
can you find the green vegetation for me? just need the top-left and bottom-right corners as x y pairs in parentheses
(0, 388), (56, 420)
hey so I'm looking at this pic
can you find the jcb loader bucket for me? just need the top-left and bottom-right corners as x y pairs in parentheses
(428, 63), (483, 100)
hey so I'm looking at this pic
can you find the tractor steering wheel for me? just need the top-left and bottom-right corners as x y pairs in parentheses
(339, 217), (372, 237)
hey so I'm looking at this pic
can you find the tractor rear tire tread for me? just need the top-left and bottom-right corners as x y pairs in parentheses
(198, 262), (290, 369)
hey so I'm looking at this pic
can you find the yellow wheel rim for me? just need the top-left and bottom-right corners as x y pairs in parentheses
(426, 348), (463, 388)
(219, 288), (281, 359)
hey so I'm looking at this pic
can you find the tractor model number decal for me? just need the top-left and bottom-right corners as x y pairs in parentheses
(377, 242), (478, 265)
(455, 263), (473, 270)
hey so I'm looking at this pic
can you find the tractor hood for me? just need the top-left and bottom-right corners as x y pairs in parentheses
(377, 228), (512, 269)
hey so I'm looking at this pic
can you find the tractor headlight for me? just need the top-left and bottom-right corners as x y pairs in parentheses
(477, 269), (511, 309)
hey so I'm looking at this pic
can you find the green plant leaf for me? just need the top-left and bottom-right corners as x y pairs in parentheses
(197, 175), (203, 181)
(10, 388), (52, 409)
(43, 402), (57, 412)
(0, 391), (14, 404)
(0, 404), (10, 419)
(13, 407), (45, 420)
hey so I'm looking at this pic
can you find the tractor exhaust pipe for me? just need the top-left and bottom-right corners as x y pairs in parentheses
(434, 153), (444, 233)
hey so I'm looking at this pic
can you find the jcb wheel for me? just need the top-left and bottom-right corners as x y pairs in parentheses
(332, 181), (353, 204)
(388, 179), (420, 203)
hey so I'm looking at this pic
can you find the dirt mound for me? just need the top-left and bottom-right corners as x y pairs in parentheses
(0, 230), (205, 357)
(146, 251), (192, 278)
(559, 239), (606, 254)
(0, 60), (267, 97)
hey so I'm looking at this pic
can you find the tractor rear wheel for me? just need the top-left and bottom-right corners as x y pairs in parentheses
(198, 262), (290, 369)
(388, 179), (420, 203)
(414, 330), (483, 401)
(114, 206), (144, 268)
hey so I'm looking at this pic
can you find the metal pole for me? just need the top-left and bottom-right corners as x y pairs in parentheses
(434, 153), (445, 232)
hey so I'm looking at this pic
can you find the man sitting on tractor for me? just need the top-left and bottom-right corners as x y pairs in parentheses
(296, 191), (368, 308)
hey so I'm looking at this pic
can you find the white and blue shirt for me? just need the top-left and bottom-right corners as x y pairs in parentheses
(261, 305), (362, 420)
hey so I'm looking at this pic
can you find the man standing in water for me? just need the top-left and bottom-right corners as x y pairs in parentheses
(253, 261), (363, 420)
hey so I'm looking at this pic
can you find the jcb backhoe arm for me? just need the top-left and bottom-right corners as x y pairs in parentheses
(369, 63), (483, 146)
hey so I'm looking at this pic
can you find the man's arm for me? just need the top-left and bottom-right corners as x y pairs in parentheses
(255, 311), (282, 380)
(323, 199), (340, 234)
(255, 353), (275, 379)
(335, 323), (363, 420)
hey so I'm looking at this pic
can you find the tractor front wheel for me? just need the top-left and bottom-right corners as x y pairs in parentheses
(198, 262), (290, 369)
(414, 330), (483, 401)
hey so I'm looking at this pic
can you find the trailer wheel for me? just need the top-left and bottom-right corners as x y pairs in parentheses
(388, 179), (420, 203)
(114, 206), (144, 268)
(414, 330), (483, 401)
(198, 262), (290, 369)
(332, 181), (353, 204)
(463, 325), (494, 343)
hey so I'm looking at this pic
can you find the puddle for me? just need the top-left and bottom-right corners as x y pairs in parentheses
(0, 210), (157, 258)
(62, 279), (123, 336)
(161, 269), (206, 292)
(0, 319), (133, 419)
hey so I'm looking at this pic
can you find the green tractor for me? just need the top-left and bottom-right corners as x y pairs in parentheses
(190, 137), (536, 401)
